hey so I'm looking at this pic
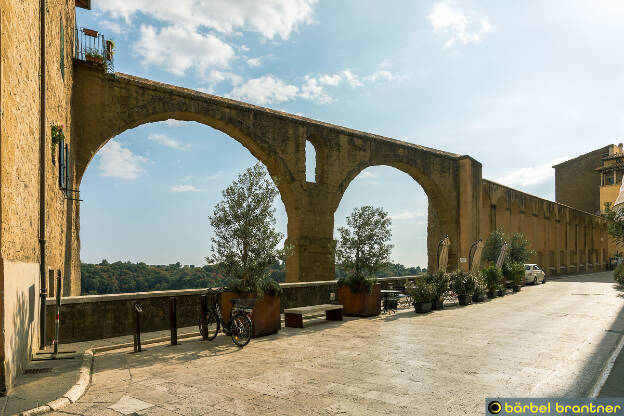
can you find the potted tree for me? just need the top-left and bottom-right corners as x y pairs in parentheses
(450, 270), (476, 306)
(336, 206), (392, 317)
(482, 265), (502, 298)
(424, 271), (449, 310)
(506, 261), (525, 292)
(472, 272), (487, 302)
(208, 163), (291, 338)
(406, 278), (435, 313)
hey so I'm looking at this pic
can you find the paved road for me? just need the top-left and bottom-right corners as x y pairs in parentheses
(48, 272), (624, 415)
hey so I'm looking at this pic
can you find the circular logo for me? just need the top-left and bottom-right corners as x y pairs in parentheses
(488, 401), (502, 414)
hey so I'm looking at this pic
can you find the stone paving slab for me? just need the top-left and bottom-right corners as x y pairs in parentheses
(38, 272), (624, 415)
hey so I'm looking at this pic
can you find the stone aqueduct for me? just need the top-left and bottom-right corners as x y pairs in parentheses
(69, 63), (607, 288)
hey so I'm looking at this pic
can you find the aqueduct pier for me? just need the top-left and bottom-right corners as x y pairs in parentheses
(68, 62), (607, 291)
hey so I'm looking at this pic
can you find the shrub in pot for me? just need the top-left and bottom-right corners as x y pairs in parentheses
(506, 261), (525, 292)
(482, 265), (503, 298)
(472, 272), (487, 302)
(208, 163), (290, 338)
(424, 271), (449, 310)
(615, 263), (624, 285)
(450, 270), (476, 306)
(337, 274), (381, 316)
(335, 206), (392, 317)
(406, 278), (435, 313)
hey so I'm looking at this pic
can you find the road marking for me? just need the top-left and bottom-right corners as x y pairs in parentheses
(589, 331), (624, 397)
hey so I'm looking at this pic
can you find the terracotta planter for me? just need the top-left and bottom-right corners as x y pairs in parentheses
(86, 55), (104, 64)
(338, 284), (381, 317)
(221, 292), (280, 338)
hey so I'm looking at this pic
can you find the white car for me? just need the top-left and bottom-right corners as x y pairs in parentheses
(524, 264), (545, 285)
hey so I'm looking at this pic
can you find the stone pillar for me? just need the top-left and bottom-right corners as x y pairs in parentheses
(457, 157), (482, 272)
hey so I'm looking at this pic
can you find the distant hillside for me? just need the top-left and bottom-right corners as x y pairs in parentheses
(81, 260), (424, 295)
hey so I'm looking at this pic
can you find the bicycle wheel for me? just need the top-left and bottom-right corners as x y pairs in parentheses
(230, 313), (252, 347)
(200, 311), (219, 341)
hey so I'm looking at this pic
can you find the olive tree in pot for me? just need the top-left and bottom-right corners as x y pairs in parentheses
(450, 270), (476, 306)
(406, 278), (435, 313)
(207, 163), (291, 338)
(335, 206), (393, 316)
(505, 261), (525, 292)
(482, 265), (502, 298)
(472, 272), (487, 302)
(424, 271), (449, 310)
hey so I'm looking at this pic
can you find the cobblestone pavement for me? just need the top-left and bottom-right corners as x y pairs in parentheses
(47, 272), (624, 415)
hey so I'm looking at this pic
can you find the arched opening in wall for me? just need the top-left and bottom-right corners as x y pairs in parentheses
(305, 140), (317, 183)
(334, 166), (432, 279)
(78, 121), (288, 295)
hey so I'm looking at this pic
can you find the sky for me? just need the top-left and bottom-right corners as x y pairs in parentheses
(77, 0), (624, 268)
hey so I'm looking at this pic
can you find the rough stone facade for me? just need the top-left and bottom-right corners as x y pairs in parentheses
(0, 0), (77, 391)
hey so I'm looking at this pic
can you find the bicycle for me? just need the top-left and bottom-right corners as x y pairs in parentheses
(199, 288), (254, 347)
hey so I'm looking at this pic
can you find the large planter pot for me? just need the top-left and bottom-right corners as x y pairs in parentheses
(221, 292), (281, 338)
(338, 284), (381, 317)
(472, 293), (485, 303)
(497, 288), (506, 297)
(512, 285), (521, 293)
(487, 290), (497, 299)
(431, 299), (444, 310)
(457, 294), (472, 306)
(413, 302), (432, 314)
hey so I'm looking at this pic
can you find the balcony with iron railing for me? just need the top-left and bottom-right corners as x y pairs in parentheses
(74, 27), (114, 72)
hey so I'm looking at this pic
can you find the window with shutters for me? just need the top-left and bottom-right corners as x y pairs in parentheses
(59, 140), (68, 193)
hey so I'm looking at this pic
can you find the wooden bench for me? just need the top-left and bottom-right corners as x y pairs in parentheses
(284, 304), (343, 328)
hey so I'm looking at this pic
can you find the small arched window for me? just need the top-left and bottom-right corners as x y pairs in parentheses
(305, 140), (316, 183)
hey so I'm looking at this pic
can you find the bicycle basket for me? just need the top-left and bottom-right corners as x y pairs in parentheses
(230, 298), (256, 312)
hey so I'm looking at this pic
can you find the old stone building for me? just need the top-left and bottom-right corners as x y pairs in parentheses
(554, 144), (624, 256)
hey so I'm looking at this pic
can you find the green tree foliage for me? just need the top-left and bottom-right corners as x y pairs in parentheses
(508, 233), (535, 263)
(604, 203), (624, 247)
(614, 262), (624, 285)
(207, 163), (289, 297)
(482, 265), (503, 293)
(483, 227), (506, 263)
(335, 206), (393, 293)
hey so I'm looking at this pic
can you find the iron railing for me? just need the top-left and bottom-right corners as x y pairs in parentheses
(74, 27), (114, 72)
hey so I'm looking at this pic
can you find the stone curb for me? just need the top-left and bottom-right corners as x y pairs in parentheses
(16, 350), (94, 416)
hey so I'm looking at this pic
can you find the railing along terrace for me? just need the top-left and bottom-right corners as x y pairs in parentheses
(74, 27), (114, 72)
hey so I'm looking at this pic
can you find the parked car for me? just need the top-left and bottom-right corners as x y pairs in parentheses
(524, 264), (545, 284)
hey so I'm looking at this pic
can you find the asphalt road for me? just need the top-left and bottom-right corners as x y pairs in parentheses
(48, 271), (624, 415)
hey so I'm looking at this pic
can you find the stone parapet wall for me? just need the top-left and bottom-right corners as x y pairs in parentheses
(45, 276), (417, 344)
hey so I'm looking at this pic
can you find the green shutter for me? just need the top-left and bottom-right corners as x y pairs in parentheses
(60, 17), (64, 80)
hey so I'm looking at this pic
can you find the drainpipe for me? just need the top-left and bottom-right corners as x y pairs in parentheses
(38, 0), (47, 350)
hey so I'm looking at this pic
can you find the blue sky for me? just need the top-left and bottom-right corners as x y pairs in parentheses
(77, 1), (624, 268)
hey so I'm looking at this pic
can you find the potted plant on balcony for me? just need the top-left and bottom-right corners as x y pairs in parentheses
(208, 163), (291, 338)
(450, 270), (476, 306)
(424, 270), (449, 310)
(482, 265), (502, 298)
(336, 206), (392, 317)
(51, 124), (65, 162)
(85, 47), (104, 65)
(406, 278), (435, 313)
(472, 272), (487, 302)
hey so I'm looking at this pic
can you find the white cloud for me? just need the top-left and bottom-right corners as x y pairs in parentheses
(498, 157), (571, 187)
(426, 3), (491, 48)
(170, 184), (201, 192)
(96, 0), (318, 40)
(227, 68), (397, 105)
(390, 209), (426, 220)
(358, 171), (378, 179)
(98, 140), (148, 179)
(148, 133), (190, 150)
(227, 76), (299, 105)
(164, 119), (186, 126)
(135, 25), (235, 76)
(247, 57), (262, 67)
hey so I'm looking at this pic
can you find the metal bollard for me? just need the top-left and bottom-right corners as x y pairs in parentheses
(133, 302), (143, 353)
(170, 298), (178, 346)
(200, 295), (208, 341)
